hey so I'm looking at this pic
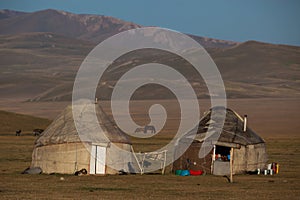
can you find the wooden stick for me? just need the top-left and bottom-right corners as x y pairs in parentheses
(162, 150), (167, 175)
(211, 145), (216, 174)
(130, 146), (143, 174)
(230, 147), (234, 183)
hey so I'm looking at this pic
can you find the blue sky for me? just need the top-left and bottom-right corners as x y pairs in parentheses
(0, 0), (300, 46)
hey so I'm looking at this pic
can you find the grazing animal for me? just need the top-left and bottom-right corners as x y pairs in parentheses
(33, 129), (44, 136)
(134, 127), (144, 133)
(15, 129), (21, 136)
(144, 125), (156, 134)
(134, 126), (156, 134)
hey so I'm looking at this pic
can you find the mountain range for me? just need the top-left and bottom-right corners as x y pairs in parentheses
(0, 9), (299, 101)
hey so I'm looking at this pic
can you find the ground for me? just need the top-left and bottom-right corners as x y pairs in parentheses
(0, 98), (299, 199)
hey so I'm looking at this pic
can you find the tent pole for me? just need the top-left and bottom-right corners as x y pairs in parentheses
(162, 150), (167, 175)
(131, 146), (143, 174)
(230, 147), (234, 183)
(211, 145), (216, 174)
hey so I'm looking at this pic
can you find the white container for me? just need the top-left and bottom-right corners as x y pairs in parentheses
(264, 170), (268, 175)
(267, 164), (272, 170)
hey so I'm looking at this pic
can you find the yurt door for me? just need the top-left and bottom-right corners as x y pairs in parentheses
(90, 145), (106, 174)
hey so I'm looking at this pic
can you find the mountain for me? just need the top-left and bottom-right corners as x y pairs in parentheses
(210, 41), (300, 98)
(0, 9), (239, 48)
(0, 9), (299, 101)
(188, 34), (238, 49)
(0, 32), (299, 101)
(0, 9), (141, 43)
(0, 9), (26, 20)
(0, 32), (93, 100)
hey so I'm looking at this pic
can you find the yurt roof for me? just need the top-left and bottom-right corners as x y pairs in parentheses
(35, 100), (131, 147)
(185, 107), (265, 146)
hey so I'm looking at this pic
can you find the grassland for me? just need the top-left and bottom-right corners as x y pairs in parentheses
(0, 133), (299, 199)
(0, 99), (299, 199)
(0, 110), (50, 135)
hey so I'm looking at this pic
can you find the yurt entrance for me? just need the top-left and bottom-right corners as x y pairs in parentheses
(90, 145), (106, 174)
(212, 145), (231, 175)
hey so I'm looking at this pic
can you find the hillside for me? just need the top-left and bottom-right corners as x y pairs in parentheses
(0, 9), (26, 20)
(0, 9), (299, 101)
(0, 32), (299, 101)
(0, 9), (239, 48)
(210, 41), (300, 98)
(0, 9), (141, 43)
(0, 110), (51, 134)
(0, 32), (93, 99)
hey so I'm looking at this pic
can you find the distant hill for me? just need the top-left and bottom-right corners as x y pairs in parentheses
(210, 41), (300, 98)
(0, 110), (51, 134)
(0, 9), (26, 20)
(0, 9), (140, 44)
(0, 9), (239, 48)
(0, 32), (93, 100)
(0, 9), (299, 101)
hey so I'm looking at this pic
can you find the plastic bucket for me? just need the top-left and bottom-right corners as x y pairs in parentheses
(180, 170), (190, 176)
(189, 170), (203, 176)
(175, 170), (182, 175)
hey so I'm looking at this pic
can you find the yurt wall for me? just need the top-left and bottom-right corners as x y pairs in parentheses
(173, 141), (213, 174)
(31, 142), (90, 174)
(232, 143), (267, 174)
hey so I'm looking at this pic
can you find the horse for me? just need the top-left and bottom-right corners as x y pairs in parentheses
(15, 129), (21, 136)
(144, 125), (156, 134)
(33, 129), (44, 136)
(134, 127), (144, 133)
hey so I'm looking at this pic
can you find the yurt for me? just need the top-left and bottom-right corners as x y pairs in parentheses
(31, 101), (133, 175)
(173, 107), (267, 175)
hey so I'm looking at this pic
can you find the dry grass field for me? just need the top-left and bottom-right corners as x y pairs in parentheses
(0, 98), (299, 199)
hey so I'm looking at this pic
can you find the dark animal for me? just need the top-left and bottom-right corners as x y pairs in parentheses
(134, 127), (144, 133)
(33, 129), (44, 136)
(134, 126), (156, 134)
(74, 168), (88, 176)
(15, 129), (21, 136)
(144, 125), (156, 134)
(118, 170), (128, 175)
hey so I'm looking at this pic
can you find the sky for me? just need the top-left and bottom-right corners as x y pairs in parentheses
(0, 0), (300, 46)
